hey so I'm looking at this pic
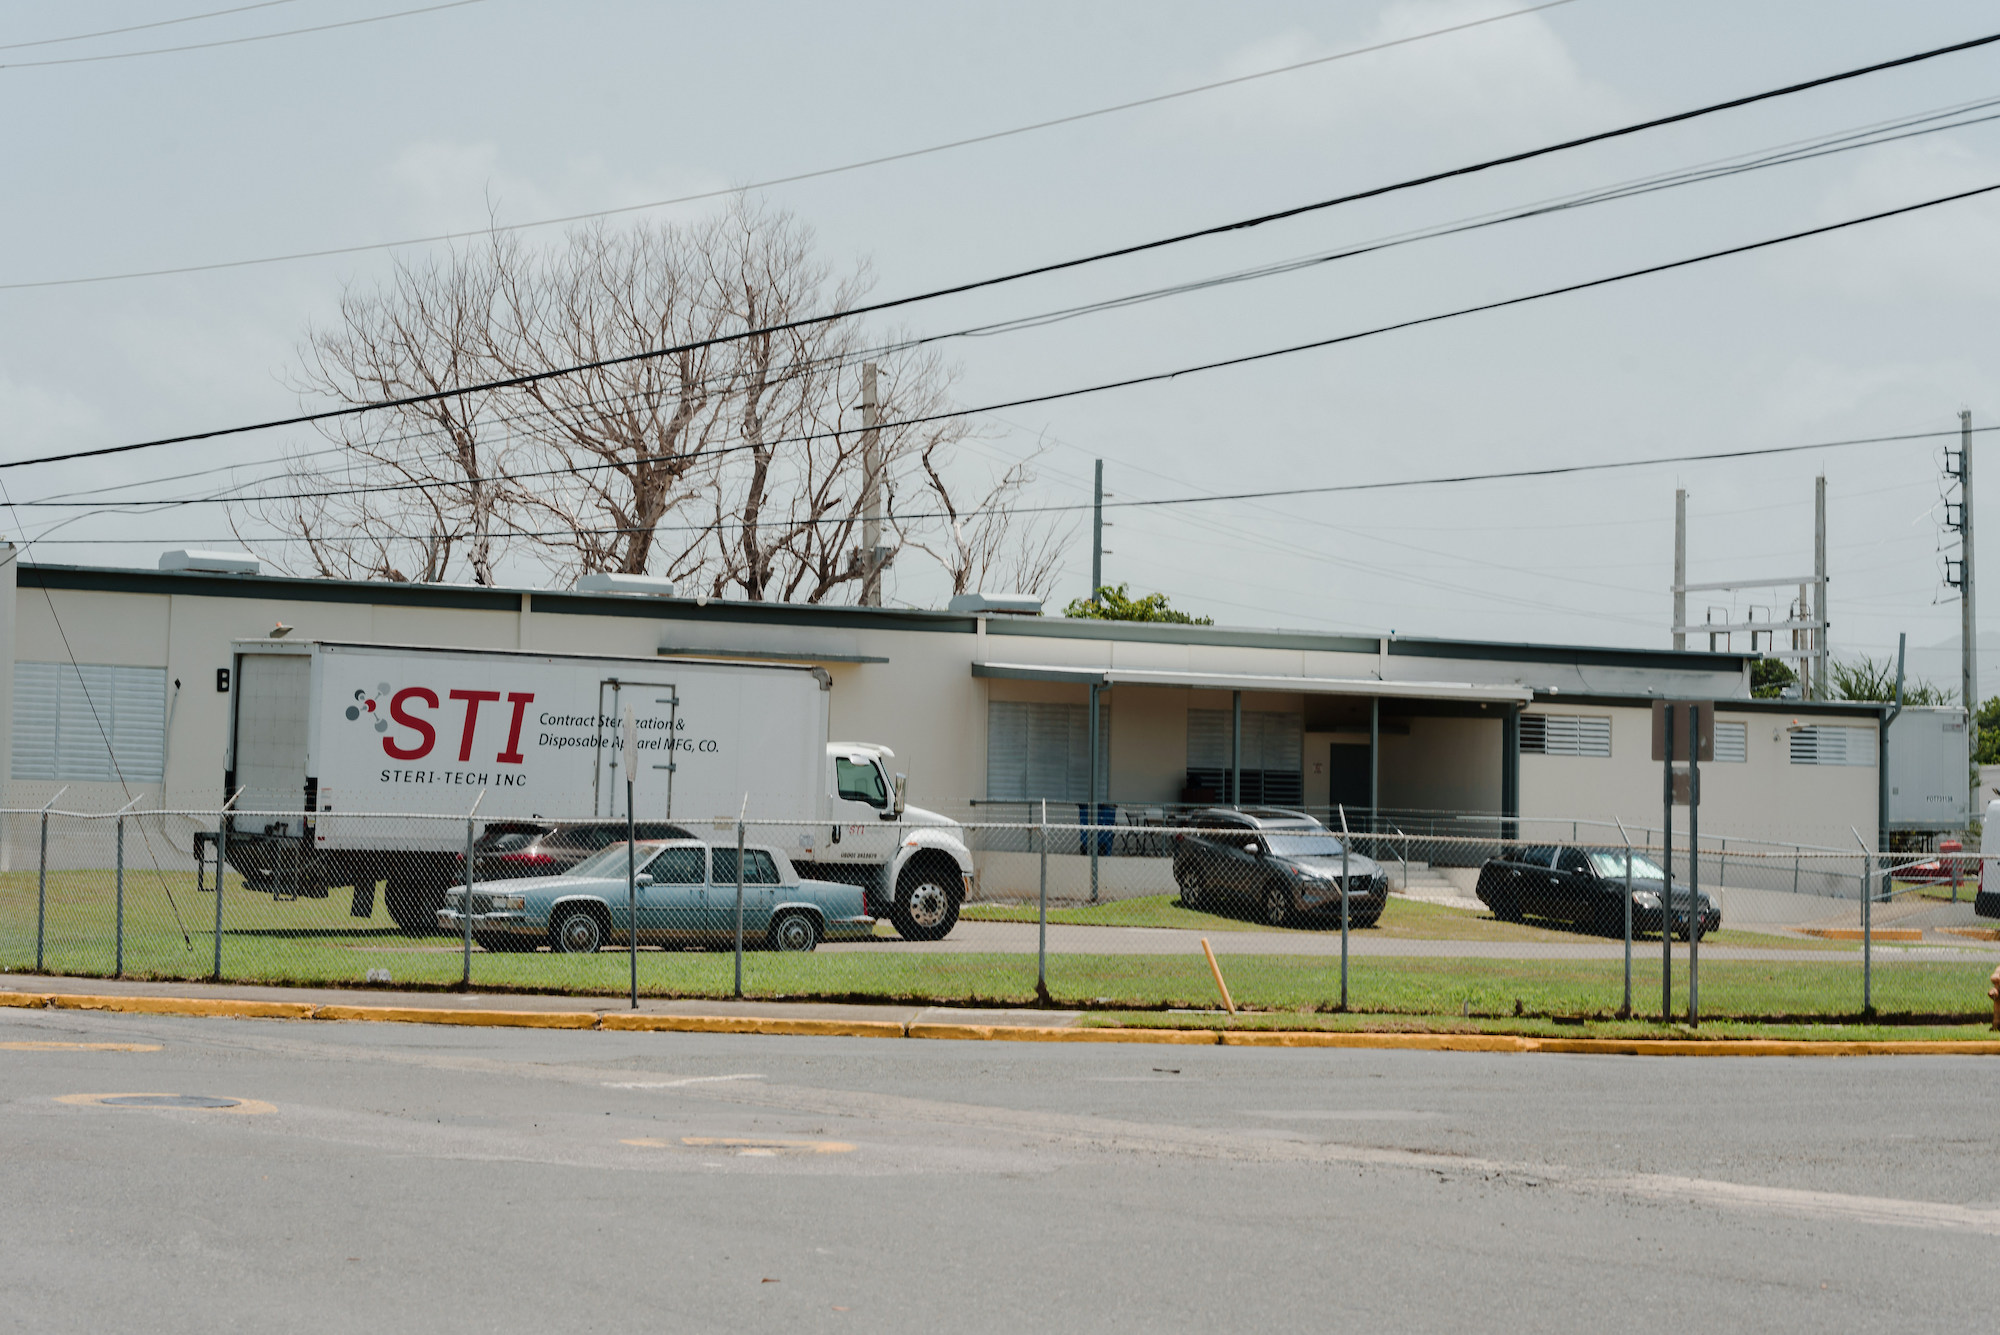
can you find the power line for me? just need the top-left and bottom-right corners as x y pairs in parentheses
(48, 80), (1983, 514)
(0, 1), (301, 51)
(8, 24), (1998, 477)
(22, 178), (2000, 521)
(0, 0), (1578, 289)
(25, 420), (1983, 545)
(0, 0), (487, 70)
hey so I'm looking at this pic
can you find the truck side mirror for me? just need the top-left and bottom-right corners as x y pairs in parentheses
(893, 772), (908, 816)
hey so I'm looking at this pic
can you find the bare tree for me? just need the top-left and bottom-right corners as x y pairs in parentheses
(234, 198), (1067, 603)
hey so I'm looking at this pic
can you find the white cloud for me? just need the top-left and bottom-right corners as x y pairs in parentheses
(1187, 0), (1625, 151)
(385, 139), (736, 241)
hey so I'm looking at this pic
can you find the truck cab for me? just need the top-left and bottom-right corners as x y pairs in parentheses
(797, 742), (972, 941)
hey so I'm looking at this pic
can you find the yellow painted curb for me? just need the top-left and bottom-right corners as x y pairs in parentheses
(0, 992), (52, 1009)
(599, 1014), (907, 1039)
(1799, 928), (1922, 942)
(1218, 1030), (1534, 1052)
(47, 995), (318, 1021)
(910, 1022), (1217, 1043)
(312, 1005), (598, 1029)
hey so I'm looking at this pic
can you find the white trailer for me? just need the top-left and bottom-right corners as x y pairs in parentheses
(1886, 706), (1970, 831)
(218, 640), (972, 938)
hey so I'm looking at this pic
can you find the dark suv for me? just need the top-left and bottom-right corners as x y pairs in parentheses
(1475, 844), (1720, 939)
(1172, 808), (1387, 928)
(467, 820), (696, 882)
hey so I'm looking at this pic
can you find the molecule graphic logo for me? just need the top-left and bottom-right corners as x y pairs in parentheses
(344, 683), (393, 733)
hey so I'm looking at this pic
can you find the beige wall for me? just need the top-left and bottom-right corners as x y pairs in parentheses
(3, 574), (1879, 848)
(1519, 703), (1879, 848)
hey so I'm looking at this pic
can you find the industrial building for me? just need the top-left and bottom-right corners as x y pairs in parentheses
(0, 545), (1917, 851)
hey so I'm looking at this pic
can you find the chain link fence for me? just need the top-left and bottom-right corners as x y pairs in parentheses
(4, 802), (1996, 1025)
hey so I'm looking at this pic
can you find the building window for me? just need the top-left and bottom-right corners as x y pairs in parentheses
(10, 662), (168, 783)
(985, 700), (1110, 802)
(1789, 725), (1876, 767)
(1713, 720), (1747, 764)
(1519, 713), (1611, 758)
(1186, 709), (1303, 805)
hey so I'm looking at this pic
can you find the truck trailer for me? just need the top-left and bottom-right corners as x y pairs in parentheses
(216, 640), (973, 939)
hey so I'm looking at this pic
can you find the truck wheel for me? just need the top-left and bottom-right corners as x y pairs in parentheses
(386, 880), (443, 936)
(891, 857), (960, 942)
(768, 911), (820, 953)
(551, 905), (607, 954)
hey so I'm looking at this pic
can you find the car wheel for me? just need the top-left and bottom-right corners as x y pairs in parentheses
(892, 857), (961, 941)
(1349, 905), (1382, 930)
(768, 911), (820, 953)
(1179, 869), (1207, 912)
(1262, 882), (1293, 929)
(550, 905), (606, 954)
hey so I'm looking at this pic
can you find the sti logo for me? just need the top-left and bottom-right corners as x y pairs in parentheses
(349, 684), (537, 765)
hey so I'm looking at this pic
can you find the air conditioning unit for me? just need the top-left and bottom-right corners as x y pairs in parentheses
(159, 549), (260, 575)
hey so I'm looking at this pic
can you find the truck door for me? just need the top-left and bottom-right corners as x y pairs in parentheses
(828, 753), (898, 865)
(593, 679), (678, 819)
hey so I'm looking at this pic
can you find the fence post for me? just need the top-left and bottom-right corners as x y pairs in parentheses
(1793, 847), (1800, 896)
(1687, 708), (1700, 1027)
(734, 813), (747, 1001)
(1615, 817), (1634, 1019)
(462, 791), (484, 989)
(214, 789), (237, 982)
(35, 807), (49, 974)
(1338, 806), (1351, 1011)
(1038, 799), (1049, 1002)
(115, 812), (126, 978)
(1852, 828), (1873, 1017)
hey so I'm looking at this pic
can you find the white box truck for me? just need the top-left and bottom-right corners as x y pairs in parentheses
(216, 640), (972, 939)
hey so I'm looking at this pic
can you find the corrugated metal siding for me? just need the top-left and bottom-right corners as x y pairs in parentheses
(9, 662), (166, 783)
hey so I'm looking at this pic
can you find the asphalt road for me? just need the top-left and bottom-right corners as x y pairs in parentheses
(6, 1009), (2000, 1333)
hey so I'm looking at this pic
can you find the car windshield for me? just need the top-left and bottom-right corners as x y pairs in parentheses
(1587, 850), (1667, 880)
(565, 843), (666, 880)
(1262, 832), (1346, 858)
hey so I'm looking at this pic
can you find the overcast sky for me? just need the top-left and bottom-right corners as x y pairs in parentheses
(7, 0), (2000, 690)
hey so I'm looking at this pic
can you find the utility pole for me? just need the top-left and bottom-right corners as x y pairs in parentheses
(1961, 410), (1978, 816)
(860, 362), (882, 607)
(1815, 474), (1828, 700)
(1672, 489), (1687, 651)
(1091, 458), (1106, 604)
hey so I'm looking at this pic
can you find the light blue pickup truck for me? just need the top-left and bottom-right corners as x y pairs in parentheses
(437, 839), (876, 953)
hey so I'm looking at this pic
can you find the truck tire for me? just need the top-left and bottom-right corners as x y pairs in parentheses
(386, 879), (444, 936)
(891, 855), (961, 942)
(767, 910), (820, 953)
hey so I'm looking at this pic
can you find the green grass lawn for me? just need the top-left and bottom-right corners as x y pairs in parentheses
(964, 892), (1850, 951)
(2, 871), (1982, 1023)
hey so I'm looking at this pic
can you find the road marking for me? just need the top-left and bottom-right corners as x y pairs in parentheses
(1606, 1172), (2000, 1234)
(0, 1041), (161, 1051)
(55, 1092), (275, 1115)
(602, 1074), (765, 1089)
(621, 1136), (854, 1155)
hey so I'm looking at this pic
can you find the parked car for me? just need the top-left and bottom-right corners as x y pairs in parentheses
(1172, 808), (1388, 928)
(437, 839), (875, 953)
(466, 820), (696, 882)
(1474, 844), (1720, 939)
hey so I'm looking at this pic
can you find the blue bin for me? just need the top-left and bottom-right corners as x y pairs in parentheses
(1078, 803), (1114, 855)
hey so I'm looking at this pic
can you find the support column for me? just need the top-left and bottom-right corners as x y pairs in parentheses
(1369, 696), (1380, 831)
(1230, 690), (1242, 808)
(1500, 707), (1521, 841)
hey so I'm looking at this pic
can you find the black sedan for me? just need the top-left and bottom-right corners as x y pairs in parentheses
(1475, 844), (1720, 940)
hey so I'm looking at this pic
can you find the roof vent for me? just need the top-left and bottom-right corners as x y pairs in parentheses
(159, 549), (260, 575)
(575, 573), (678, 597)
(948, 592), (1042, 615)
